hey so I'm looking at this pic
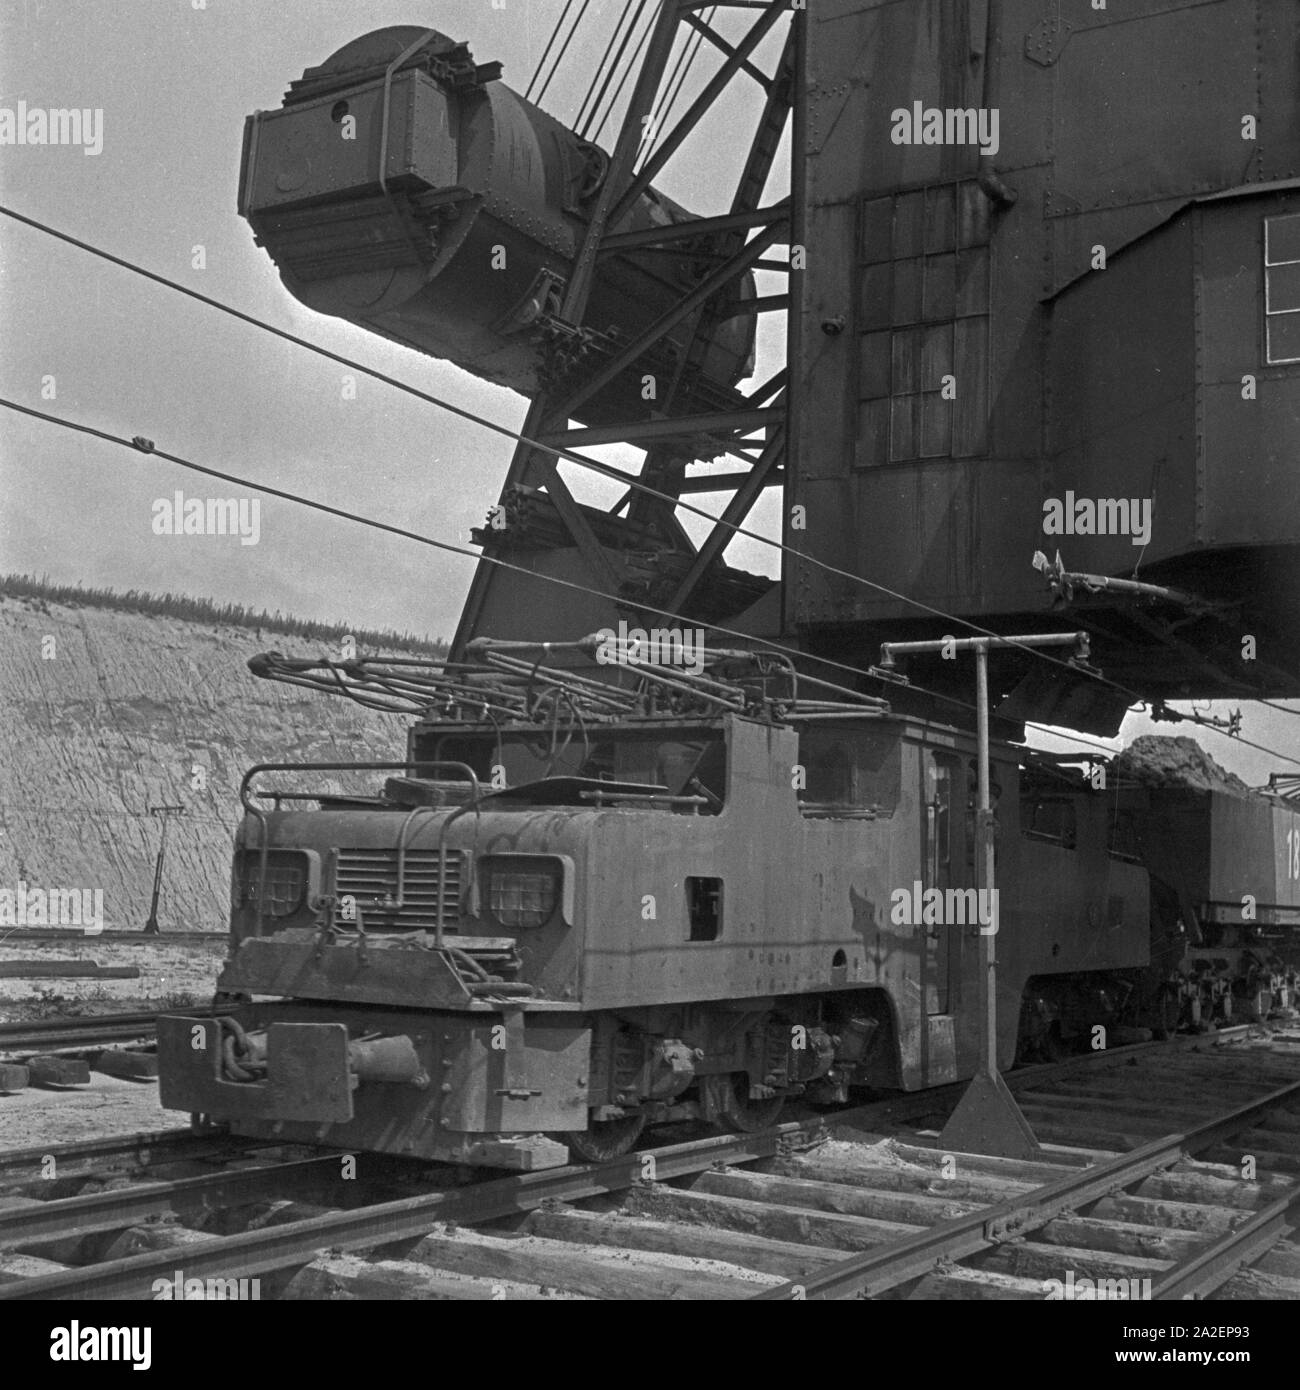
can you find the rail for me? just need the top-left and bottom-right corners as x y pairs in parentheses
(0, 1026), (1281, 1300)
(752, 1073), (1300, 1300)
(0, 1115), (837, 1300)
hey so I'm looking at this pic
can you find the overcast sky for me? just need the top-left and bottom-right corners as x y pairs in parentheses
(0, 0), (1296, 784)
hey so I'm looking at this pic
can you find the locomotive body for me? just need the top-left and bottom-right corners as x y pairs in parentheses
(1112, 783), (1300, 1026)
(160, 686), (1150, 1169)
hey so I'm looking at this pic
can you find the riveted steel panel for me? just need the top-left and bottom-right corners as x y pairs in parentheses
(240, 72), (455, 216)
(1048, 5), (1259, 219)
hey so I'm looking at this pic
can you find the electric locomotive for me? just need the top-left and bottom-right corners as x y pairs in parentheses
(159, 641), (1152, 1168)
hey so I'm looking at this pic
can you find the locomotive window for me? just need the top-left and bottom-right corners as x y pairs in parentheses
(1264, 214), (1300, 364)
(422, 730), (726, 811)
(797, 727), (901, 818)
(686, 877), (722, 941)
(1107, 809), (1143, 863)
(1021, 797), (1077, 849)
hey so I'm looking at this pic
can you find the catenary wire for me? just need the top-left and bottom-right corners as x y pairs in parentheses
(642, 5), (712, 168)
(0, 206), (1135, 678)
(525, 0), (577, 103)
(0, 396), (1140, 763)
(575, 1), (638, 138)
(11, 394), (1284, 774)
(0, 396), (923, 700)
(0, 207), (1088, 659)
(579, 0), (652, 142)
(2, 204), (1295, 771)
(533, 0), (593, 109)
(592, 3), (657, 146)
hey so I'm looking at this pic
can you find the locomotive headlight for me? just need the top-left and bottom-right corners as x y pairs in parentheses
(479, 854), (574, 929)
(237, 850), (313, 918)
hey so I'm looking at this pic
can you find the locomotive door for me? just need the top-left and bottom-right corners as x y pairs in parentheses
(921, 752), (961, 1014)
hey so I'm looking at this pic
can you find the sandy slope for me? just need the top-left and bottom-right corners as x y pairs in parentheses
(0, 594), (411, 933)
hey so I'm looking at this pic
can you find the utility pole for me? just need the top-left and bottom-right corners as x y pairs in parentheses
(879, 630), (1093, 1158)
(144, 804), (186, 935)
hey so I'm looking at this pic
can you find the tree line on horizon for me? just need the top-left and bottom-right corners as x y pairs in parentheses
(0, 572), (448, 656)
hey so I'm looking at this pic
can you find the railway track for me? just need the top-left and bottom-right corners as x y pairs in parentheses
(0, 930), (222, 945)
(0, 1008), (229, 1058)
(753, 1068), (1300, 1300)
(0, 1031), (1297, 1300)
(0, 1129), (278, 1192)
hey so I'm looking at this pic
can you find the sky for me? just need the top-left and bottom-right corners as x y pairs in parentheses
(0, 0), (787, 636)
(0, 0), (1296, 785)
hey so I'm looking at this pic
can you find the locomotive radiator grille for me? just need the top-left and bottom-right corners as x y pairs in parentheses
(334, 848), (466, 931)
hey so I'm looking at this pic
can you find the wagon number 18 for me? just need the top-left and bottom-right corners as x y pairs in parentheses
(1286, 827), (1300, 881)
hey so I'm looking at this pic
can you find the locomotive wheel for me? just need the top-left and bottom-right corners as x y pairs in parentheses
(563, 1111), (646, 1163)
(712, 1074), (785, 1133)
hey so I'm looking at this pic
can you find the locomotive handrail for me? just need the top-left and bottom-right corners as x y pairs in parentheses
(577, 790), (709, 811)
(797, 803), (882, 819)
(433, 797), (484, 949)
(782, 708), (890, 722)
(240, 760), (478, 810)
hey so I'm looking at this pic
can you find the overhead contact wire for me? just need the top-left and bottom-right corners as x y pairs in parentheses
(0, 397), (923, 706)
(580, 0), (652, 143)
(0, 206), (1069, 654)
(641, 5), (711, 168)
(525, 0), (577, 103)
(533, 0), (592, 108)
(575, 1), (637, 139)
(2, 205), (1294, 769)
(7, 396), (1269, 773)
(592, 4), (657, 147)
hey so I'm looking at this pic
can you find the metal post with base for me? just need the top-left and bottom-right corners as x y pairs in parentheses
(879, 630), (1094, 1159)
(144, 804), (186, 935)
